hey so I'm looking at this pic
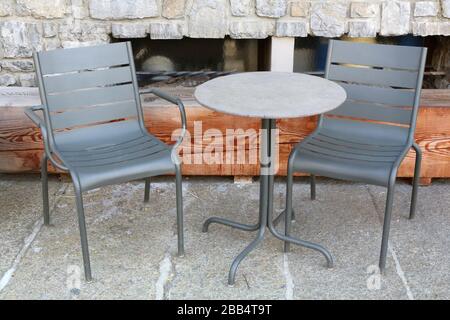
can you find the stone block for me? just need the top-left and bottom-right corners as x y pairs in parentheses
(229, 21), (275, 39)
(0, 21), (42, 58)
(162, 0), (186, 19)
(256, 0), (288, 18)
(381, 1), (411, 35)
(310, 2), (347, 37)
(89, 0), (158, 19)
(275, 20), (308, 37)
(112, 23), (148, 38)
(150, 22), (185, 39)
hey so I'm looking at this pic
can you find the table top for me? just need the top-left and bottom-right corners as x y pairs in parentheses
(194, 72), (347, 119)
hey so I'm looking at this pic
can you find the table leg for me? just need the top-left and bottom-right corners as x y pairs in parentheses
(204, 119), (333, 286)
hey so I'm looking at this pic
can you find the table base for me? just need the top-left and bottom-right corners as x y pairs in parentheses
(202, 119), (333, 286)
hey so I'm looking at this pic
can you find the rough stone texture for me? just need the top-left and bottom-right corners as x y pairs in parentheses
(310, 2), (347, 37)
(0, 0), (14, 17)
(89, 0), (159, 19)
(0, 21), (42, 58)
(162, 0), (186, 19)
(18, 73), (36, 87)
(71, 0), (89, 19)
(381, 1), (411, 36)
(413, 21), (439, 35)
(16, 0), (67, 18)
(415, 21), (447, 35)
(230, 0), (253, 16)
(439, 22), (450, 35)
(350, 2), (379, 18)
(112, 23), (148, 38)
(80, 22), (111, 42)
(256, 0), (288, 18)
(188, 0), (227, 38)
(275, 20), (308, 37)
(61, 40), (109, 49)
(150, 22), (185, 39)
(43, 22), (58, 38)
(0, 60), (34, 72)
(348, 20), (378, 37)
(291, 1), (310, 17)
(229, 21), (275, 39)
(443, 0), (450, 18)
(0, 74), (17, 86)
(414, 1), (439, 17)
(43, 38), (62, 51)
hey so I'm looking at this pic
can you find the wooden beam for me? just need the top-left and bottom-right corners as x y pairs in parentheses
(1, 87), (450, 182)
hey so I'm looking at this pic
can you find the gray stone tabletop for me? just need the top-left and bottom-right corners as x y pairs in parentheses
(194, 72), (347, 119)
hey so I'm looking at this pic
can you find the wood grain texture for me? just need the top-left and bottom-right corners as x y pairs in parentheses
(1, 88), (449, 182)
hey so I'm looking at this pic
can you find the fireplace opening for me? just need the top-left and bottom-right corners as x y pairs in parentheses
(112, 37), (270, 88)
(294, 35), (449, 89)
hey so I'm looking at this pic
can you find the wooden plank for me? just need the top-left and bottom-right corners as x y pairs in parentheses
(0, 88), (449, 181)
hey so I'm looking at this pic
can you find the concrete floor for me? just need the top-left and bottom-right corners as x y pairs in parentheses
(0, 174), (449, 300)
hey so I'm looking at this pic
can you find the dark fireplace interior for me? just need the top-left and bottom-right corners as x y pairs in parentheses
(113, 37), (270, 88)
(114, 35), (448, 91)
(294, 35), (449, 89)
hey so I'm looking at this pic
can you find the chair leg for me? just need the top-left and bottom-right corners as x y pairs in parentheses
(73, 184), (92, 282)
(284, 157), (295, 252)
(175, 164), (184, 256)
(144, 178), (150, 203)
(310, 174), (316, 200)
(409, 143), (422, 219)
(379, 182), (395, 273)
(41, 154), (50, 225)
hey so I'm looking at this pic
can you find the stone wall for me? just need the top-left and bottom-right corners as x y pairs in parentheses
(0, 0), (449, 86)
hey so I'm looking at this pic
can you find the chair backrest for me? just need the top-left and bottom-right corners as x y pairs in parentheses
(34, 42), (144, 147)
(322, 40), (427, 144)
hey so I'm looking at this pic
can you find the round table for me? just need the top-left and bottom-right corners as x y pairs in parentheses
(195, 72), (347, 285)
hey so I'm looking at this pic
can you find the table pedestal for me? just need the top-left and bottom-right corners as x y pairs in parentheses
(203, 119), (334, 285)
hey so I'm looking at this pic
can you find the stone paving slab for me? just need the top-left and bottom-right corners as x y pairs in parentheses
(0, 174), (448, 299)
(0, 174), (61, 285)
(368, 180), (450, 300)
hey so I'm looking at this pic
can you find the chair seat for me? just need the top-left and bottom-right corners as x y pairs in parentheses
(58, 130), (175, 191)
(292, 130), (408, 187)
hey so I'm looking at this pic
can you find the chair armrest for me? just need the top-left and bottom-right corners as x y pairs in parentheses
(24, 105), (45, 128)
(139, 89), (187, 157)
(24, 105), (68, 171)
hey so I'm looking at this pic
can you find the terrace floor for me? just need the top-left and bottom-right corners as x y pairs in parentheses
(0, 174), (449, 300)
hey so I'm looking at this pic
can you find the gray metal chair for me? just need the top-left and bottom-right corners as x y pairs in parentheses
(284, 40), (427, 272)
(25, 42), (187, 281)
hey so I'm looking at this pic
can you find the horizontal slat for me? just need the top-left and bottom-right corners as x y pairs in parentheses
(51, 100), (137, 129)
(46, 84), (136, 111)
(38, 42), (130, 75)
(327, 100), (412, 125)
(301, 142), (398, 162)
(328, 64), (418, 89)
(44, 66), (133, 94)
(330, 40), (423, 70)
(338, 83), (416, 107)
(307, 138), (402, 157)
(321, 117), (410, 146)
